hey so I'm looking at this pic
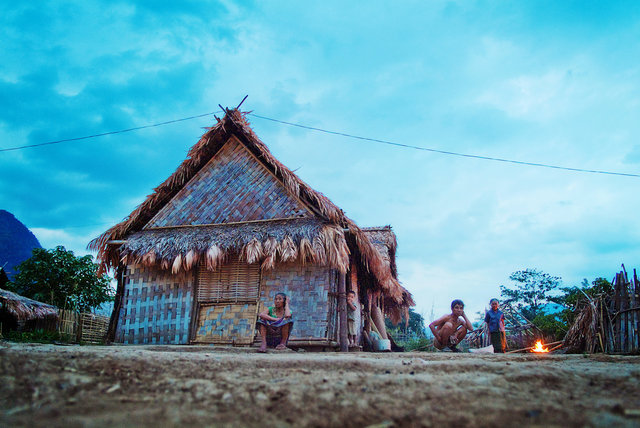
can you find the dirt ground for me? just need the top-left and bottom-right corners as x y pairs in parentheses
(1, 341), (639, 428)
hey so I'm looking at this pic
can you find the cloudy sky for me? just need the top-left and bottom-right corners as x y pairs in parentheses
(2, 1), (639, 321)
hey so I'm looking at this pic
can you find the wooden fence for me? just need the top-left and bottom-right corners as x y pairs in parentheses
(564, 265), (640, 354)
(607, 267), (639, 353)
(58, 310), (109, 344)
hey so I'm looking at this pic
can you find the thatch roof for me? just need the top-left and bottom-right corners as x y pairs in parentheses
(120, 218), (347, 273)
(363, 226), (398, 280)
(89, 109), (412, 309)
(0, 288), (58, 321)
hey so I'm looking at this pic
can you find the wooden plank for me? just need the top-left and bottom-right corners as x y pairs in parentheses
(338, 272), (348, 352)
(629, 269), (640, 353)
(621, 275), (630, 352)
(614, 272), (622, 352)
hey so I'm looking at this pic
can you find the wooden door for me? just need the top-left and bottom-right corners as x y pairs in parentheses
(193, 255), (260, 345)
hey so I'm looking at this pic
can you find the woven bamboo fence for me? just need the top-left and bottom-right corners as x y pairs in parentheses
(58, 310), (109, 344)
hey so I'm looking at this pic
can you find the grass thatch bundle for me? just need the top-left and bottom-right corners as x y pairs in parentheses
(563, 299), (598, 353)
(120, 218), (350, 274)
(363, 226), (398, 279)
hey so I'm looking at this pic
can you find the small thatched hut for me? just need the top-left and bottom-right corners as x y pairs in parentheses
(90, 108), (413, 348)
(0, 288), (58, 334)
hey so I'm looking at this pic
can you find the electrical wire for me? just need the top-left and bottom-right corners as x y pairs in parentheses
(0, 111), (219, 152)
(247, 113), (640, 178)
(1, 108), (638, 178)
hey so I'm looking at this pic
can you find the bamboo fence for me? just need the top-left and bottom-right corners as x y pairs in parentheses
(58, 309), (109, 344)
(564, 265), (639, 354)
(608, 266), (639, 353)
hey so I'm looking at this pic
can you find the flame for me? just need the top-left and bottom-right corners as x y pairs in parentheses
(531, 340), (549, 353)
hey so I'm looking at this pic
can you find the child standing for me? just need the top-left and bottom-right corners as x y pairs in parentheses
(484, 298), (506, 353)
(347, 291), (357, 347)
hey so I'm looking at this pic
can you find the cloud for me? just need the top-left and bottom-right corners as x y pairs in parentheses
(2, 1), (640, 321)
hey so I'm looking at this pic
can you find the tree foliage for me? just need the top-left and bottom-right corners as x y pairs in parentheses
(8, 246), (114, 312)
(551, 277), (613, 328)
(500, 270), (614, 341)
(385, 308), (426, 338)
(500, 268), (561, 319)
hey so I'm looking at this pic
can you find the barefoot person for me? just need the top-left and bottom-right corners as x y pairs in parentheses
(429, 299), (473, 352)
(347, 291), (358, 347)
(484, 298), (506, 353)
(257, 292), (293, 352)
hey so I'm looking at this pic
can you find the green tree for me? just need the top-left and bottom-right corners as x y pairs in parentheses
(551, 277), (612, 327)
(530, 313), (567, 340)
(385, 308), (426, 338)
(500, 269), (561, 319)
(9, 246), (114, 312)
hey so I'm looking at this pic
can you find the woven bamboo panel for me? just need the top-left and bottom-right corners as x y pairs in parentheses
(80, 313), (109, 344)
(146, 137), (310, 228)
(116, 264), (193, 344)
(58, 309), (79, 338)
(198, 256), (260, 302)
(194, 303), (258, 344)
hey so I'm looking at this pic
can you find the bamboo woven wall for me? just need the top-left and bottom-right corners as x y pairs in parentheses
(259, 263), (335, 340)
(116, 264), (193, 344)
(146, 137), (310, 228)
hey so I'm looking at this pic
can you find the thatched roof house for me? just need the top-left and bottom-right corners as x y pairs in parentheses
(90, 109), (413, 348)
(0, 288), (58, 334)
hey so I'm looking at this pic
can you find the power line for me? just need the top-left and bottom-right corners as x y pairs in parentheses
(2, 108), (638, 178)
(248, 113), (640, 179)
(0, 111), (219, 152)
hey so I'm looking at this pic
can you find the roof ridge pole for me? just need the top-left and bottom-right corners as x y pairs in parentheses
(236, 95), (248, 109)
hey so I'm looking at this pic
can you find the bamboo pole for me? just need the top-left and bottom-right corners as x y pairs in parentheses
(597, 332), (605, 353)
(504, 340), (563, 354)
(547, 343), (564, 352)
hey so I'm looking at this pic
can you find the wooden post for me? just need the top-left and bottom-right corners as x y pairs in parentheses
(106, 264), (125, 344)
(634, 271), (639, 352)
(338, 272), (348, 352)
(614, 272), (622, 352)
(188, 267), (201, 344)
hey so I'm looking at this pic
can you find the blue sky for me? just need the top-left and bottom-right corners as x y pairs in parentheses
(2, 1), (639, 321)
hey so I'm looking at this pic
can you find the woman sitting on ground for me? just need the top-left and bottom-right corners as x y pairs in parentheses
(257, 292), (293, 352)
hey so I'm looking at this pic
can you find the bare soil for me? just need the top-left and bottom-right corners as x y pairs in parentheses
(1, 341), (639, 427)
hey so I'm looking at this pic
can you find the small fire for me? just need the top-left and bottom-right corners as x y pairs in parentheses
(531, 340), (549, 353)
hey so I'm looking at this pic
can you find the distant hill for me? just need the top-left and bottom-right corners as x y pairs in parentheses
(0, 210), (42, 280)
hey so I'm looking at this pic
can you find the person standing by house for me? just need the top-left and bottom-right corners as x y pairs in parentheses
(484, 298), (506, 353)
(257, 292), (293, 352)
(347, 291), (357, 347)
(429, 299), (473, 352)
